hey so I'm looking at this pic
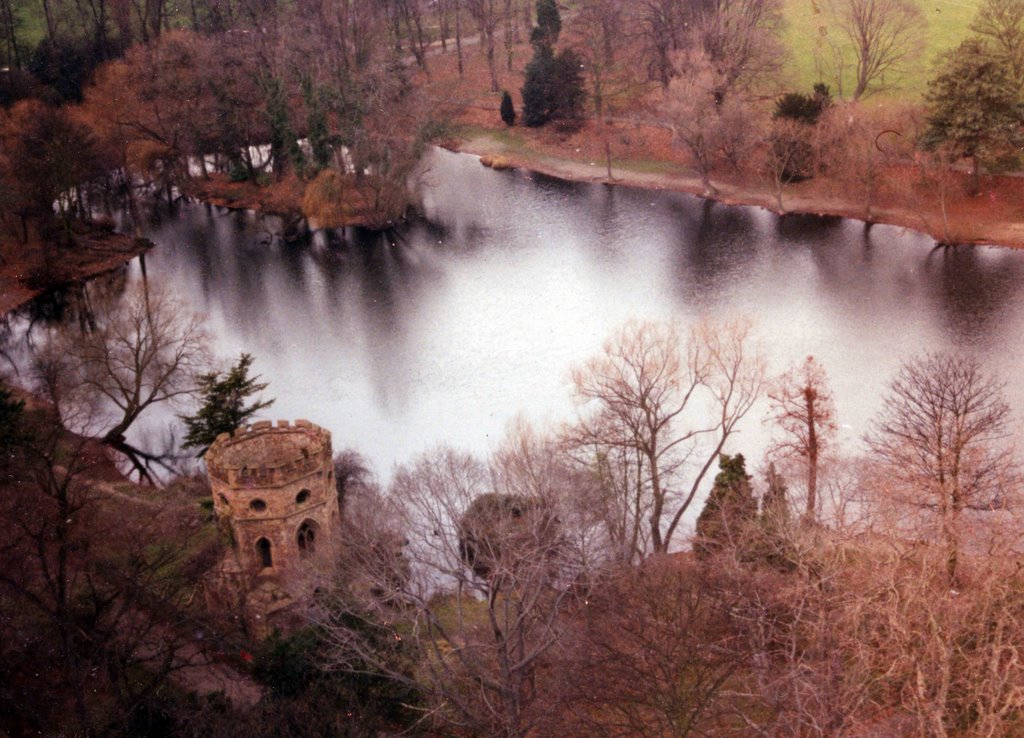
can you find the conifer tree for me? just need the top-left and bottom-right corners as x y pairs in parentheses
(694, 453), (757, 556)
(181, 353), (274, 456)
(521, 0), (585, 128)
(531, 0), (562, 46)
(761, 463), (789, 526)
(500, 90), (516, 126)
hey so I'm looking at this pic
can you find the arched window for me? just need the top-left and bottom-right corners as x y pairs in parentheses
(218, 493), (230, 506)
(249, 499), (267, 512)
(296, 489), (311, 504)
(256, 538), (273, 568)
(297, 520), (318, 559)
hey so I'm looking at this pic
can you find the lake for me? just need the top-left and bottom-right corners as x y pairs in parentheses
(24, 147), (1024, 484)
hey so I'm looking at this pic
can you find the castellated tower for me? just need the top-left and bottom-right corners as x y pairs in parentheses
(206, 419), (340, 581)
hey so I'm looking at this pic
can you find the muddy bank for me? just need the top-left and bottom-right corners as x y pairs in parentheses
(0, 230), (152, 317)
(455, 134), (1024, 250)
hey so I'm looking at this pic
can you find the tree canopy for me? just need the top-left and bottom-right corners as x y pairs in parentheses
(922, 38), (1022, 193)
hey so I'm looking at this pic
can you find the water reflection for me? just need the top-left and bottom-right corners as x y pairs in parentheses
(14, 146), (1024, 478)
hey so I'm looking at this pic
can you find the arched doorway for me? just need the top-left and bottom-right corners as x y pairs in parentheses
(297, 520), (319, 559)
(256, 537), (273, 568)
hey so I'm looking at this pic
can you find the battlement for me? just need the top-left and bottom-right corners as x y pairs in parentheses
(206, 419), (332, 488)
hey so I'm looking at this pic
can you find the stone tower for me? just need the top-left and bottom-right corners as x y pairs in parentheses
(206, 419), (340, 578)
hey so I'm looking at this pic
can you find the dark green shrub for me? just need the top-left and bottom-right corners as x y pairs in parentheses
(500, 90), (516, 126)
(773, 84), (830, 125)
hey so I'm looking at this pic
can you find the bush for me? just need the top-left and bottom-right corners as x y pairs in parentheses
(500, 90), (516, 126)
(773, 84), (831, 125)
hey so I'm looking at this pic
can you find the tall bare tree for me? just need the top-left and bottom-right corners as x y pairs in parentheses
(692, 0), (785, 97)
(971, 0), (1024, 84)
(318, 432), (602, 738)
(866, 352), (1017, 584)
(666, 51), (759, 197)
(823, 0), (924, 100)
(567, 318), (763, 557)
(65, 285), (209, 482)
(467, 0), (501, 91)
(767, 355), (837, 522)
(0, 362), (215, 736)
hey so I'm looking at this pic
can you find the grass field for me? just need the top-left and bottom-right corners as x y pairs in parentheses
(13, 0), (47, 54)
(781, 0), (983, 98)
(5, 0), (985, 99)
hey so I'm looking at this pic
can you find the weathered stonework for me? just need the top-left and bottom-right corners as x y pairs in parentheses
(205, 419), (340, 634)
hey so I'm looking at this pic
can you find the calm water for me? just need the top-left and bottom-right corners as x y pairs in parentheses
(73, 148), (1024, 478)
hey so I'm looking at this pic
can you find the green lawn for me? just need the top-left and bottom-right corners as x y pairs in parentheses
(780, 0), (983, 99)
(13, 0), (47, 56)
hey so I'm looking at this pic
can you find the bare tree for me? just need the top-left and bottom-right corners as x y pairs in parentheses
(66, 285), (210, 483)
(692, 0), (785, 97)
(971, 0), (1024, 84)
(317, 432), (602, 738)
(567, 317), (763, 557)
(767, 356), (837, 523)
(0, 359), (217, 736)
(866, 352), (1017, 584)
(636, 0), (684, 92)
(822, 0), (924, 100)
(666, 51), (760, 197)
(467, 0), (501, 92)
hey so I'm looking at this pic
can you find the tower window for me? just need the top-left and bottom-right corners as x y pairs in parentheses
(249, 499), (267, 512)
(256, 538), (273, 568)
(296, 489), (311, 504)
(297, 520), (318, 559)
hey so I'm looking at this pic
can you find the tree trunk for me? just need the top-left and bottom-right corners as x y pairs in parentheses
(486, 28), (499, 92)
(455, 0), (464, 77)
(805, 389), (818, 522)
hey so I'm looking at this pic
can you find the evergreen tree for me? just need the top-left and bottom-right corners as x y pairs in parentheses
(921, 38), (1022, 194)
(755, 463), (797, 571)
(522, 45), (585, 127)
(551, 48), (586, 122)
(522, 44), (556, 126)
(500, 90), (516, 126)
(180, 353), (274, 456)
(531, 0), (562, 47)
(262, 76), (305, 179)
(773, 84), (830, 125)
(761, 463), (790, 526)
(302, 78), (333, 172)
(694, 453), (757, 557)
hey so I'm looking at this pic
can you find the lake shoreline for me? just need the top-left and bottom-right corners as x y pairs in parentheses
(0, 231), (152, 317)
(451, 134), (1024, 251)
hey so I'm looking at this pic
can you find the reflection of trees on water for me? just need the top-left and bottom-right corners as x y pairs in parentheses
(774, 212), (844, 244)
(674, 198), (758, 305)
(12, 267), (130, 346)
(925, 246), (1023, 346)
